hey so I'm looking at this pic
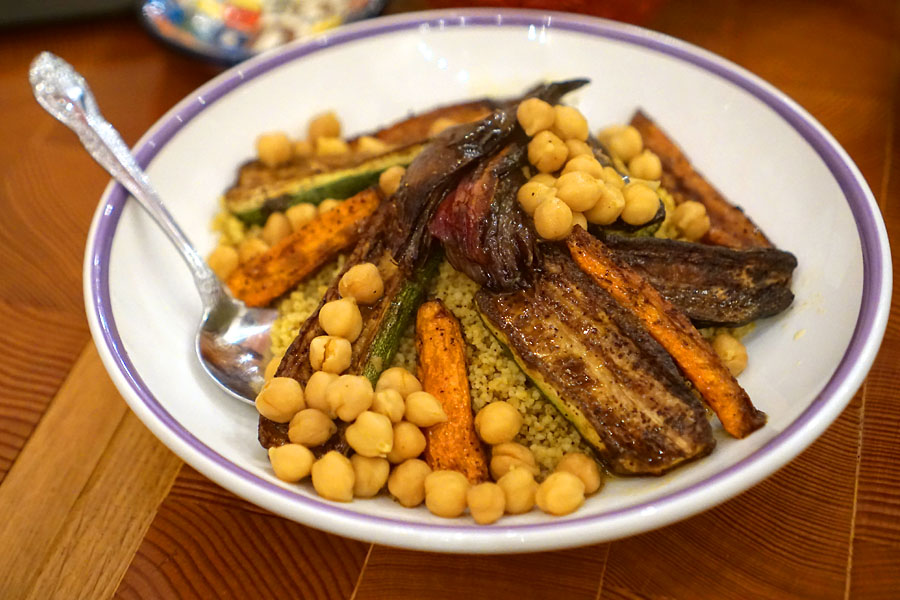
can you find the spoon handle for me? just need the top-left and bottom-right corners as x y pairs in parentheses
(28, 51), (221, 307)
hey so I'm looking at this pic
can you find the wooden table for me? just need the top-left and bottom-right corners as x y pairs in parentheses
(0, 1), (897, 597)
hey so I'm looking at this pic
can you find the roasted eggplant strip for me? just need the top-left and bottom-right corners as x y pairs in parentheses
(567, 227), (766, 438)
(227, 188), (381, 307)
(364, 99), (498, 146)
(416, 299), (490, 483)
(630, 110), (771, 249)
(476, 247), (714, 475)
(602, 234), (797, 327)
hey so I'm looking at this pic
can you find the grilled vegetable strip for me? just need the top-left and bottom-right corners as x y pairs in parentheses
(630, 110), (771, 249)
(227, 188), (381, 307)
(476, 247), (714, 475)
(364, 99), (498, 146)
(567, 227), (766, 438)
(602, 234), (797, 327)
(361, 249), (442, 384)
(416, 300), (489, 483)
(227, 144), (421, 225)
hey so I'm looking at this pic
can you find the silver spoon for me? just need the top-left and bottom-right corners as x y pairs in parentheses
(29, 51), (275, 405)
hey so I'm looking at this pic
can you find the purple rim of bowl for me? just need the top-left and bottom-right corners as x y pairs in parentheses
(88, 10), (887, 537)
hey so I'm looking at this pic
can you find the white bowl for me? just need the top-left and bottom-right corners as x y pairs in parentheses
(85, 9), (892, 553)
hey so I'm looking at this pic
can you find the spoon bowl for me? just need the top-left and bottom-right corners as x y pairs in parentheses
(30, 51), (275, 404)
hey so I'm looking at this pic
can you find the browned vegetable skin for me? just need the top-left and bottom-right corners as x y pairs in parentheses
(476, 247), (714, 475)
(416, 300), (489, 484)
(630, 110), (771, 249)
(602, 234), (797, 327)
(365, 99), (498, 146)
(567, 226), (766, 438)
(227, 188), (381, 307)
(258, 201), (400, 452)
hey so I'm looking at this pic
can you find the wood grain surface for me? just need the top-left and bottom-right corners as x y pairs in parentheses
(0, 0), (897, 598)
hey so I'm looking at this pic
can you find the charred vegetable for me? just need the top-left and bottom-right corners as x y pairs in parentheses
(602, 234), (797, 327)
(226, 144), (422, 225)
(630, 110), (771, 249)
(227, 188), (381, 307)
(476, 247), (715, 475)
(430, 143), (538, 291)
(567, 226), (766, 438)
(416, 300), (489, 483)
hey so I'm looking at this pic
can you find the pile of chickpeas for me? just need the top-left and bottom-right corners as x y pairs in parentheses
(515, 98), (712, 243)
(256, 254), (604, 523)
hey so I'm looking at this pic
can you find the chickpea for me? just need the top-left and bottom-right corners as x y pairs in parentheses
(309, 335), (352, 374)
(238, 237), (269, 264)
(318, 298), (363, 342)
(672, 200), (711, 242)
(428, 117), (457, 137)
(609, 125), (644, 162)
(326, 374), (374, 422)
(288, 408), (337, 447)
(307, 111), (341, 140)
(552, 105), (589, 141)
(317, 198), (341, 214)
(467, 482), (505, 525)
(712, 332), (748, 376)
(315, 136), (350, 156)
(292, 139), (313, 158)
(516, 181), (556, 216)
(535, 471), (585, 516)
(621, 183), (661, 226)
(285, 203), (317, 231)
(561, 154), (604, 179)
(207, 245), (239, 280)
(268, 443), (314, 483)
(497, 467), (538, 514)
(346, 410), (393, 457)
(628, 150), (663, 180)
(404, 391), (448, 427)
(261, 212), (292, 246)
(600, 166), (625, 189)
(339, 263), (384, 305)
(351, 455), (390, 498)
(372, 389), (405, 423)
(565, 138), (593, 158)
(255, 377), (305, 423)
(256, 132), (292, 167)
(533, 197), (573, 241)
(529, 173), (557, 187)
(597, 124), (625, 147)
(555, 453), (603, 495)
(583, 183), (625, 225)
(474, 401), (522, 445)
(375, 367), (422, 399)
(572, 212), (588, 231)
(356, 135), (388, 155)
(555, 171), (603, 212)
(379, 165), (406, 196)
(387, 458), (432, 507)
(311, 451), (355, 502)
(263, 353), (282, 382)
(304, 371), (339, 417)
(516, 97), (555, 137)
(490, 442), (539, 480)
(386, 421), (426, 464)
(527, 130), (568, 173)
(424, 470), (469, 518)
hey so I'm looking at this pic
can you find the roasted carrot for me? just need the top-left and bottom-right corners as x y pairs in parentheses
(227, 188), (381, 307)
(416, 299), (489, 483)
(567, 227), (766, 438)
(630, 110), (771, 250)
